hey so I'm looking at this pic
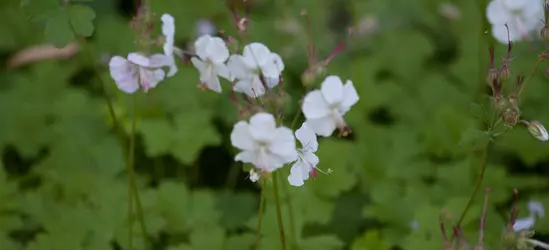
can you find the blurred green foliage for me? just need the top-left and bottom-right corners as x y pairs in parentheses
(2, 0), (549, 249)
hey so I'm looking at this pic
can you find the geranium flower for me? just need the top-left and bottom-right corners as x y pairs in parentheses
(301, 75), (359, 137)
(486, 0), (544, 44)
(190, 35), (232, 92)
(227, 42), (284, 97)
(109, 53), (172, 94)
(230, 112), (297, 172)
(288, 123), (319, 186)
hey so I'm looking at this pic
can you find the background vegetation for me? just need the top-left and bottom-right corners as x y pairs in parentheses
(2, 0), (549, 249)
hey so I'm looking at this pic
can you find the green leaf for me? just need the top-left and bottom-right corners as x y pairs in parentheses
(68, 4), (95, 37)
(300, 235), (344, 250)
(351, 230), (390, 250)
(44, 9), (75, 48)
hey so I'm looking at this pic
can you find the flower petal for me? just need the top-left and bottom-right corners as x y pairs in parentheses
(340, 79), (359, 113)
(486, 0), (510, 25)
(227, 55), (252, 80)
(195, 35), (212, 60)
(233, 77), (266, 98)
(302, 90), (330, 119)
(303, 151), (319, 166)
(269, 127), (298, 163)
(321, 75), (344, 105)
(513, 217), (535, 231)
(306, 116), (337, 137)
(207, 37), (230, 64)
(295, 122), (318, 152)
(528, 201), (545, 218)
(260, 53), (284, 79)
(249, 113), (277, 142)
(215, 63), (233, 82)
(288, 162), (306, 186)
(128, 52), (150, 67)
(149, 54), (174, 68)
(235, 150), (258, 164)
(243, 42), (270, 67)
(191, 57), (207, 73)
(109, 56), (139, 94)
(161, 14), (175, 55)
(231, 121), (255, 150)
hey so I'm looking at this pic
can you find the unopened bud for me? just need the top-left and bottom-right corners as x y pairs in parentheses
(526, 120), (549, 141)
(498, 65), (511, 81)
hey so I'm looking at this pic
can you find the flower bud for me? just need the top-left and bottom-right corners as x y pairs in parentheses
(526, 120), (549, 141)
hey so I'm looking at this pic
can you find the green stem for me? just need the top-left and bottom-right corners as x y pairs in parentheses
(281, 182), (296, 250)
(254, 178), (267, 250)
(129, 95), (148, 248)
(273, 172), (287, 250)
(518, 58), (541, 98)
(455, 146), (489, 229)
(76, 35), (149, 248)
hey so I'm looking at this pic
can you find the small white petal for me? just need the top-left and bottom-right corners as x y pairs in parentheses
(340, 80), (359, 113)
(228, 55), (253, 80)
(233, 77), (266, 97)
(487, 0), (511, 25)
(243, 43), (271, 67)
(139, 68), (165, 90)
(502, 0), (526, 11)
(128, 53), (150, 67)
(206, 37), (230, 64)
(215, 63), (233, 82)
(249, 113), (277, 142)
(260, 53), (284, 79)
(231, 121), (256, 151)
(513, 217), (535, 231)
(191, 57), (207, 72)
(302, 151), (319, 166)
(295, 122), (318, 152)
(195, 35), (213, 60)
(302, 90), (331, 119)
(235, 150), (258, 164)
(109, 56), (139, 94)
(306, 116), (337, 137)
(161, 14), (175, 55)
(288, 163), (306, 186)
(528, 201), (545, 218)
(321, 75), (345, 106)
(269, 127), (298, 163)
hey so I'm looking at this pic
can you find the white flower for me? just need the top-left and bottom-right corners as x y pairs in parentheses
(109, 53), (172, 94)
(231, 113), (297, 172)
(513, 200), (545, 231)
(486, 0), (544, 44)
(288, 123), (319, 186)
(190, 35), (232, 93)
(227, 42), (284, 97)
(301, 75), (359, 137)
(161, 13), (178, 77)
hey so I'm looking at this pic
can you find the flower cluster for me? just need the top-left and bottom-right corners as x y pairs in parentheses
(486, 0), (545, 44)
(106, 11), (359, 187)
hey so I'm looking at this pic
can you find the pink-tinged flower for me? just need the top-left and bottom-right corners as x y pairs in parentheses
(109, 53), (172, 94)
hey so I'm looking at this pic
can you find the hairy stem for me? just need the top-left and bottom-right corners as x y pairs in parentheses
(254, 178), (267, 250)
(273, 172), (287, 250)
(455, 146), (489, 228)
